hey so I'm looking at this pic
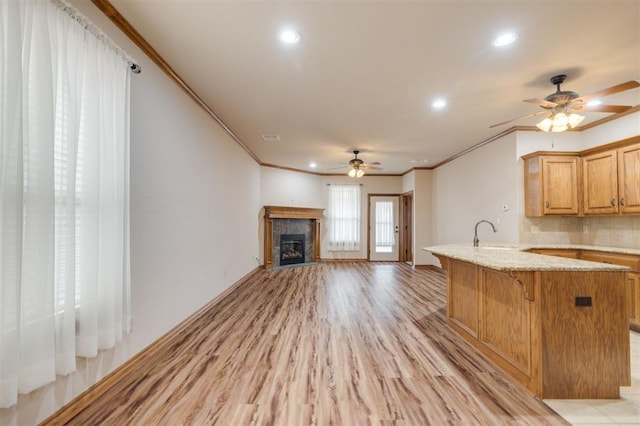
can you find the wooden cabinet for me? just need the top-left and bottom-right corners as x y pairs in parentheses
(618, 143), (640, 214)
(583, 150), (619, 214)
(529, 248), (640, 328)
(523, 154), (580, 217)
(523, 136), (640, 217)
(583, 142), (640, 215)
(528, 248), (579, 259)
(580, 250), (640, 270)
(436, 255), (630, 399)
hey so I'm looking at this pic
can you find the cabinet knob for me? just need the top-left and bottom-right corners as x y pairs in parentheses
(611, 198), (616, 206)
(545, 201), (549, 208)
(621, 197), (625, 206)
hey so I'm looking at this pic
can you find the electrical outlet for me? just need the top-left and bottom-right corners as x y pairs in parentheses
(575, 296), (592, 307)
(531, 225), (540, 234)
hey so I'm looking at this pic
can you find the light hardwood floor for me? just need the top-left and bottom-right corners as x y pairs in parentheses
(45, 262), (567, 425)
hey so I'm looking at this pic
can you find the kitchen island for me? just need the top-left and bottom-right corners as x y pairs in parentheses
(425, 244), (631, 399)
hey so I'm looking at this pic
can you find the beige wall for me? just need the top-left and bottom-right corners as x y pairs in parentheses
(432, 133), (521, 251)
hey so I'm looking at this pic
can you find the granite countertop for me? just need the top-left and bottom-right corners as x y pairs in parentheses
(423, 243), (634, 272)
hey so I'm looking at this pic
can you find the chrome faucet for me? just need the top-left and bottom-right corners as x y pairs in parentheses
(473, 220), (498, 247)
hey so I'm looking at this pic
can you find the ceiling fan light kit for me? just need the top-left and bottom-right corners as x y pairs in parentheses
(348, 167), (365, 178)
(536, 111), (585, 132)
(344, 150), (380, 178)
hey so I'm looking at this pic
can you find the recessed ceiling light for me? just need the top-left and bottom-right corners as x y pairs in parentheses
(279, 29), (302, 44)
(431, 99), (447, 109)
(586, 99), (602, 106)
(309, 162), (317, 168)
(493, 32), (519, 47)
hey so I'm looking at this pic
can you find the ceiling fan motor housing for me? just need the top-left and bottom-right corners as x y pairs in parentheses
(544, 90), (580, 107)
(544, 74), (579, 108)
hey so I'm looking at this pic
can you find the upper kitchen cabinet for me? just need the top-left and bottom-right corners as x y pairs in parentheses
(583, 150), (619, 214)
(583, 138), (640, 216)
(619, 143), (640, 214)
(523, 136), (640, 218)
(523, 153), (581, 217)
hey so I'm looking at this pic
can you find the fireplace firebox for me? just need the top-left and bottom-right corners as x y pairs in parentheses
(280, 234), (306, 266)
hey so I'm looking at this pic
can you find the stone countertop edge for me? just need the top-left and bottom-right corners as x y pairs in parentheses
(423, 244), (634, 272)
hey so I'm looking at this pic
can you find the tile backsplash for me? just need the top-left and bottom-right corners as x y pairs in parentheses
(520, 215), (640, 249)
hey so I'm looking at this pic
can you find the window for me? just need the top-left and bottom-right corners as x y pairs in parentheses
(328, 184), (361, 251)
(375, 201), (395, 253)
(0, 0), (132, 408)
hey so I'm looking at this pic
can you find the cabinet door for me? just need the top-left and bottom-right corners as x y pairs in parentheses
(529, 249), (580, 259)
(542, 156), (579, 215)
(618, 143), (640, 214)
(580, 251), (640, 270)
(583, 150), (618, 215)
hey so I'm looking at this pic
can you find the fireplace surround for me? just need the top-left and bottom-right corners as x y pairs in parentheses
(263, 206), (323, 268)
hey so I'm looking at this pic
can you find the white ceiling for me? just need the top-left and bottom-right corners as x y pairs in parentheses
(109, 0), (640, 174)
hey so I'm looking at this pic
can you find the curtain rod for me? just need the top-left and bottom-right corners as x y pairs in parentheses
(51, 0), (141, 74)
(326, 183), (364, 186)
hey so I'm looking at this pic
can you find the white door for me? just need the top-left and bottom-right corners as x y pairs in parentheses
(369, 196), (399, 261)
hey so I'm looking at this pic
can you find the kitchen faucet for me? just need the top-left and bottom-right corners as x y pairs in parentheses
(473, 220), (498, 247)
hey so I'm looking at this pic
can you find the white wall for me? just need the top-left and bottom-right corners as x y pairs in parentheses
(581, 111), (640, 148)
(516, 111), (640, 157)
(432, 133), (521, 252)
(6, 2), (261, 424)
(260, 167), (403, 260)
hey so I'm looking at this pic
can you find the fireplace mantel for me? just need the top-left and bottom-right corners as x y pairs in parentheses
(263, 206), (324, 268)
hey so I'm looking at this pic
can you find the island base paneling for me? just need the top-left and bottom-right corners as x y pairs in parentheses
(437, 256), (630, 399)
(540, 270), (630, 398)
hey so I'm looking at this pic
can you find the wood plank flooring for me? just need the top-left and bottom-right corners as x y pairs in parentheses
(46, 262), (567, 425)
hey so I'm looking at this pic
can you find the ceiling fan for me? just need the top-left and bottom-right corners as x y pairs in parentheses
(327, 150), (381, 177)
(490, 75), (640, 132)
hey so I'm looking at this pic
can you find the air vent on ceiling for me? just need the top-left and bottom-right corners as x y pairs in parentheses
(262, 134), (281, 142)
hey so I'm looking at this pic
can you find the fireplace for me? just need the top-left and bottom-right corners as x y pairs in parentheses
(280, 234), (305, 265)
(263, 206), (324, 269)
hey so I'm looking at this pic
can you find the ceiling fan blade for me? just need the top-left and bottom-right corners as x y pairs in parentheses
(571, 104), (632, 114)
(361, 164), (381, 170)
(523, 98), (557, 108)
(575, 80), (640, 103)
(489, 110), (548, 128)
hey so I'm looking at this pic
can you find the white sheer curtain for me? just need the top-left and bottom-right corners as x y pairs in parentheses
(0, 0), (131, 408)
(328, 184), (361, 251)
(375, 201), (395, 247)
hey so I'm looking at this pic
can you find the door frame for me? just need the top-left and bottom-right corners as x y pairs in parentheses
(367, 193), (413, 262)
(400, 191), (413, 264)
